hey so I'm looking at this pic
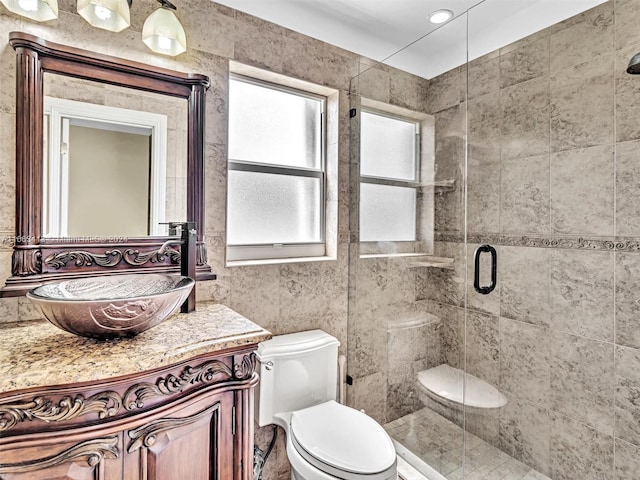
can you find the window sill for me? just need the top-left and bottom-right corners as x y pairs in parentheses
(359, 253), (454, 269)
(226, 255), (336, 268)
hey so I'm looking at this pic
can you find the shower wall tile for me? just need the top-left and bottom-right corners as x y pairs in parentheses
(549, 70), (614, 152)
(427, 66), (465, 114)
(549, 250), (614, 342)
(421, 301), (463, 370)
(498, 396), (551, 476)
(434, 189), (464, 235)
(390, 70), (430, 112)
(549, 1), (614, 74)
(500, 154), (550, 235)
(500, 77), (550, 160)
(416, 242), (465, 308)
(465, 408), (500, 449)
(615, 438), (640, 480)
(435, 105), (466, 181)
(615, 0), (640, 50)
(614, 345), (640, 446)
(499, 34), (549, 89)
(387, 312), (430, 373)
(615, 139), (640, 236)
(550, 144), (615, 236)
(499, 246), (551, 327)
(615, 253), (640, 350)
(356, 64), (391, 104)
(550, 51), (613, 89)
(350, 308), (387, 378)
(549, 333), (615, 434)
(615, 44), (640, 143)
(499, 317), (550, 406)
(549, 413), (614, 480)
(466, 155), (500, 235)
(465, 311), (499, 386)
(467, 52), (499, 99)
(468, 91), (502, 149)
(348, 371), (387, 424)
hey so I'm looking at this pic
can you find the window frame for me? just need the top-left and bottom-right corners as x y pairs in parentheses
(359, 107), (421, 244)
(226, 73), (328, 262)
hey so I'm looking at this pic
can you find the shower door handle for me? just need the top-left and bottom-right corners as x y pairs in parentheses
(474, 244), (497, 295)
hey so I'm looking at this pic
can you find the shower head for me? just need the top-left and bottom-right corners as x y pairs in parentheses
(627, 52), (640, 74)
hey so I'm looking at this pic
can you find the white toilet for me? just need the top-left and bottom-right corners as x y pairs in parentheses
(255, 330), (398, 480)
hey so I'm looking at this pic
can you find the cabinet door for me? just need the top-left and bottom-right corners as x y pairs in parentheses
(123, 390), (234, 480)
(0, 433), (123, 480)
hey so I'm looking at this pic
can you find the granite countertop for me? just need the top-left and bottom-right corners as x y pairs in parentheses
(0, 303), (271, 395)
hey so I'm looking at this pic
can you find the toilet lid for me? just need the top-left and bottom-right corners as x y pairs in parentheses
(290, 401), (396, 479)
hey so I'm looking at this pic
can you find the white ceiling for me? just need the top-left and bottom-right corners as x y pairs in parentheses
(214, 0), (607, 79)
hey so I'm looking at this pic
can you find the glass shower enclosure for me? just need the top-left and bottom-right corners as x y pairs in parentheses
(347, 1), (634, 479)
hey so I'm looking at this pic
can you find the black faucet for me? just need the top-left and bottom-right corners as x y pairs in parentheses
(159, 221), (196, 313)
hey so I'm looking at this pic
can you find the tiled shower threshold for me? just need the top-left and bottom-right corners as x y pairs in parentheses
(386, 407), (551, 480)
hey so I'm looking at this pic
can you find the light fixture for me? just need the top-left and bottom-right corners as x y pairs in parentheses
(142, 0), (186, 57)
(0, 0), (58, 21)
(428, 9), (453, 24)
(77, 0), (131, 32)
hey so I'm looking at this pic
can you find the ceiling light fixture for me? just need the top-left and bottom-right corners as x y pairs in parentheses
(428, 9), (453, 24)
(142, 0), (186, 57)
(77, 0), (131, 32)
(0, 0), (58, 21)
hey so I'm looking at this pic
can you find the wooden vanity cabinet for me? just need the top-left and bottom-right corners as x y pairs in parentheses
(0, 346), (257, 480)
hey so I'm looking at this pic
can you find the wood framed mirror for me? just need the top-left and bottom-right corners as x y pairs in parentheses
(1, 32), (215, 297)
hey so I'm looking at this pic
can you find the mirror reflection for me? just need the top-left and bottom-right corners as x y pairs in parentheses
(42, 74), (188, 239)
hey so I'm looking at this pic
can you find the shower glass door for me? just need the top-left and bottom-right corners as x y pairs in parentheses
(346, 10), (470, 480)
(348, 1), (631, 479)
(463, 2), (628, 480)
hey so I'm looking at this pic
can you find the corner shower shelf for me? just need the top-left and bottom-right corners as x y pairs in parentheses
(359, 253), (455, 269)
(428, 179), (455, 193)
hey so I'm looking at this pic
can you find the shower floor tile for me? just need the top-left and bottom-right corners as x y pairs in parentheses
(385, 408), (551, 480)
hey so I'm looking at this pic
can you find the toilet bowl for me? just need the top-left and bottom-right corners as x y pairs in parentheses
(256, 330), (397, 480)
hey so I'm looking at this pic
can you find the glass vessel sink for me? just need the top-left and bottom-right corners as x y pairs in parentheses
(27, 274), (195, 339)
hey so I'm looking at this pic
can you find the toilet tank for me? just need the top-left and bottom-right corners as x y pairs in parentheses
(255, 330), (340, 427)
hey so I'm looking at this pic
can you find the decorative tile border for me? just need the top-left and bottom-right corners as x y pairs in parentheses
(435, 232), (640, 253)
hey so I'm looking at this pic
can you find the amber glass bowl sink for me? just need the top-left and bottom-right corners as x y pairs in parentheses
(27, 274), (195, 340)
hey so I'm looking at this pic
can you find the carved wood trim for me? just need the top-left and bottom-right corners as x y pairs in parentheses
(123, 359), (234, 410)
(11, 248), (42, 276)
(127, 402), (220, 453)
(233, 353), (258, 381)
(0, 436), (119, 473)
(0, 354), (257, 432)
(44, 247), (181, 270)
(0, 391), (122, 432)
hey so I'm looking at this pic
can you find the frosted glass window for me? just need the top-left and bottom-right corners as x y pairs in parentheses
(228, 170), (322, 245)
(361, 111), (417, 181)
(360, 183), (416, 242)
(229, 78), (322, 169)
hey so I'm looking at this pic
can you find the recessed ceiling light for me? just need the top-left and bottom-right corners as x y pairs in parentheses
(428, 9), (453, 24)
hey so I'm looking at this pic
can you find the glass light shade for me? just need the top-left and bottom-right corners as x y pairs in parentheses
(77, 0), (130, 32)
(142, 7), (187, 56)
(0, 0), (58, 21)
